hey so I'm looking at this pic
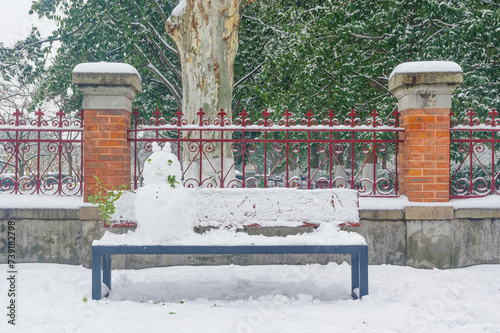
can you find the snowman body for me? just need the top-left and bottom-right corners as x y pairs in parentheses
(134, 143), (193, 241)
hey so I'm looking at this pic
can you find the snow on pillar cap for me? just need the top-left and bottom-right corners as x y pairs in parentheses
(72, 62), (142, 111)
(389, 61), (462, 79)
(72, 62), (142, 93)
(388, 61), (463, 110)
(388, 61), (463, 93)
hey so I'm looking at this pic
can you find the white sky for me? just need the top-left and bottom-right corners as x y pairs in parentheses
(0, 0), (56, 47)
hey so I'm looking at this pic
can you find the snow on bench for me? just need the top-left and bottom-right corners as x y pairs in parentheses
(107, 187), (359, 229)
(92, 188), (368, 301)
(194, 188), (360, 229)
(93, 143), (366, 301)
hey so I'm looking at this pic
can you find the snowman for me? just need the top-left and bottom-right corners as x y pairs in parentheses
(134, 142), (194, 241)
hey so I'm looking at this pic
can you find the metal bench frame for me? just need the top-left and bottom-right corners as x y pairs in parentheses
(92, 244), (368, 300)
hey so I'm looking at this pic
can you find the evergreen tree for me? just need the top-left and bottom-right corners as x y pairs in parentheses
(235, 0), (500, 121)
(1, 0), (497, 121)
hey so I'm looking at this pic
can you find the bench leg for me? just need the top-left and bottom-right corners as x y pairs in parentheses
(351, 253), (360, 299)
(103, 254), (112, 297)
(92, 249), (102, 300)
(359, 248), (369, 298)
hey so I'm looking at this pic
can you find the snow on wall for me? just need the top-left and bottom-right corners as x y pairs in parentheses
(0, 195), (91, 209)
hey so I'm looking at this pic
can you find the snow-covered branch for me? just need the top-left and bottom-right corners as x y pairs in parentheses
(234, 61), (265, 88)
(351, 70), (391, 94)
(9, 21), (96, 51)
(478, 0), (500, 7)
(300, 6), (330, 15)
(349, 33), (391, 41)
(241, 15), (284, 34)
(146, 21), (179, 56)
(131, 0), (178, 56)
(135, 44), (182, 106)
(151, 0), (168, 24)
(147, 37), (182, 81)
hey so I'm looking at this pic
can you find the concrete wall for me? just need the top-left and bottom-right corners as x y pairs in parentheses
(1, 206), (499, 269)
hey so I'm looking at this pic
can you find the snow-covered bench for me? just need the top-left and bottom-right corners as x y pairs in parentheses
(91, 188), (368, 300)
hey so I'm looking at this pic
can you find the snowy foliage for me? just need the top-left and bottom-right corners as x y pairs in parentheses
(235, 0), (500, 120)
(2, 0), (498, 120)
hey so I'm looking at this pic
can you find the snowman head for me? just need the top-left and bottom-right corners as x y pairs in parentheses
(143, 142), (182, 186)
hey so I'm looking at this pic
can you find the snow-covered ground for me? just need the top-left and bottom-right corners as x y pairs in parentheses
(1, 263), (500, 332)
(1, 193), (499, 331)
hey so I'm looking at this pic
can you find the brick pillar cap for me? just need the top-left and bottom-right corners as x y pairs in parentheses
(72, 62), (142, 94)
(388, 61), (463, 93)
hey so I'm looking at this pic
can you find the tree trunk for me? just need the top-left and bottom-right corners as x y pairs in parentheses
(166, 0), (241, 187)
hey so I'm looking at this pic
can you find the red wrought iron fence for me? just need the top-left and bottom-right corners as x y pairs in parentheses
(450, 108), (500, 198)
(129, 108), (403, 197)
(0, 109), (83, 195)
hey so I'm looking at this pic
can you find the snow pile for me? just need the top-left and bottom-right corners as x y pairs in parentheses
(2, 263), (500, 332)
(110, 190), (137, 223)
(132, 142), (194, 242)
(389, 61), (462, 79)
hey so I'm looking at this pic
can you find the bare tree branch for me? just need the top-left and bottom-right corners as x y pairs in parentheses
(315, 35), (339, 41)
(107, 9), (182, 106)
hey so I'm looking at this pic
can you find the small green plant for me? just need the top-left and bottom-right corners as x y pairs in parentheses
(167, 175), (179, 188)
(83, 297), (88, 302)
(87, 176), (131, 224)
(169, 312), (176, 315)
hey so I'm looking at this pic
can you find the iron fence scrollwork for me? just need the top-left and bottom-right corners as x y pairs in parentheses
(130, 108), (403, 197)
(0, 109), (84, 195)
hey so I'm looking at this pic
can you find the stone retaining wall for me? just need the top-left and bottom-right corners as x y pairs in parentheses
(1, 207), (499, 269)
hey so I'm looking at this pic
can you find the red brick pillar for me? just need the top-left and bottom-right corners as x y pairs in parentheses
(389, 62), (462, 202)
(72, 63), (142, 201)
